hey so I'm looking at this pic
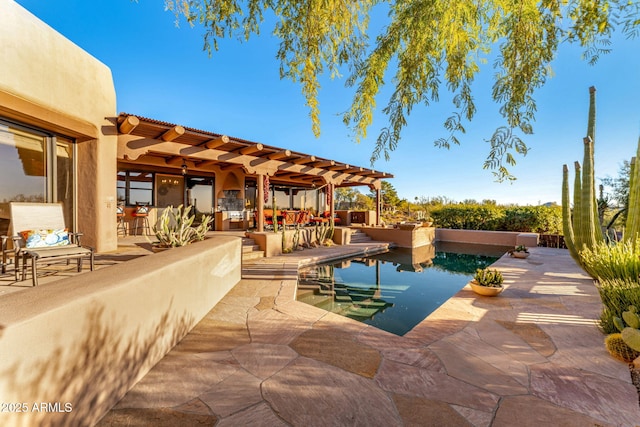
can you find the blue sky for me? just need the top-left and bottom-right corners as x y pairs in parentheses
(14, 0), (640, 205)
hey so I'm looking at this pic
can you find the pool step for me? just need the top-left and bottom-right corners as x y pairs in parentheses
(298, 282), (335, 296)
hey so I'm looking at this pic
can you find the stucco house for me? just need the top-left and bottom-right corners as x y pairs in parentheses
(0, 0), (390, 255)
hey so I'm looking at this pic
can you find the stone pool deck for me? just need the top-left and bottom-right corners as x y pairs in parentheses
(98, 246), (640, 426)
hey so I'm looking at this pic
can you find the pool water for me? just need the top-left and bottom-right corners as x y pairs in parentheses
(296, 243), (508, 336)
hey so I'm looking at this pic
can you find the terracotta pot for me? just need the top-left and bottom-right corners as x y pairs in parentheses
(511, 251), (529, 259)
(469, 280), (504, 296)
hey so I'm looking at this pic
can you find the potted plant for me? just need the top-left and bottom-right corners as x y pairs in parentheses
(510, 245), (530, 259)
(151, 204), (212, 251)
(469, 268), (504, 296)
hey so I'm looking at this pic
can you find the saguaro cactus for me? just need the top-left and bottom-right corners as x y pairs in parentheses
(625, 143), (640, 242)
(562, 87), (604, 263)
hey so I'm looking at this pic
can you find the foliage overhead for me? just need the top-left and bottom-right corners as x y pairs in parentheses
(165, 0), (640, 181)
(602, 160), (631, 209)
(367, 180), (400, 206)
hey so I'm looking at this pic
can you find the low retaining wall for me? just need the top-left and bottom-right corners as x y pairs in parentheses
(357, 225), (436, 248)
(435, 228), (539, 247)
(0, 236), (241, 427)
(249, 227), (352, 256)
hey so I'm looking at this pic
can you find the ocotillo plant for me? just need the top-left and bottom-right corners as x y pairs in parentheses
(562, 86), (605, 265)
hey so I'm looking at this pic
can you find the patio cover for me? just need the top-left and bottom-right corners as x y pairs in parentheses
(115, 114), (391, 186)
(114, 113), (393, 230)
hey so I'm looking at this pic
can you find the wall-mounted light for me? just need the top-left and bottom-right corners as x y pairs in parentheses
(181, 160), (188, 175)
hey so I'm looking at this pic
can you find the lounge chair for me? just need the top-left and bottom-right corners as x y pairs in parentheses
(3, 202), (94, 286)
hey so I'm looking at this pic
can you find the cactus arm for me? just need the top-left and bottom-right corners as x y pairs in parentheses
(562, 164), (579, 262)
(626, 153), (639, 242)
(587, 86), (596, 142)
(585, 86), (604, 243)
(572, 161), (584, 252)
(581, 136), (602, 247)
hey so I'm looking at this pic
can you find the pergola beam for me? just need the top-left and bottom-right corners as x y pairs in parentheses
(239, 143), (263, 156)
(119, 115), (140, 134)
(161, 125), (185, 142)
(312, 160), (335, 168)
(116, 114), (394, 192)
(196, 160), (218, 169)
(166, 156), (185, 166)
(329, 163), (350, 171)
(267, 149), (292, 161)
(346, 166), (365, 174)
(204, 135), (230, 149)
(219, 163), (244, 171)
(280, 173), (315, 181)
(292, 155), (315, 165)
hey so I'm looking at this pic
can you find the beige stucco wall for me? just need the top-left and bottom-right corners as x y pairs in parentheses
(435, 228), (539, 247)
(359, 225), (436, 248)
(0, 236), (241, 427)
(249, 226), (351, 256)
(0, 0), (118, 251)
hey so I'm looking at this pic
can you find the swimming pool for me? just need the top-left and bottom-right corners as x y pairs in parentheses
(296, 242), (508, 336)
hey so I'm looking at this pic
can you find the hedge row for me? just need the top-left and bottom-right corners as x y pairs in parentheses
(429, 205), (562, 234)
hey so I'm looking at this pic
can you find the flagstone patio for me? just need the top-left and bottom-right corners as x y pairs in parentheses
(96, 246), (640, 426)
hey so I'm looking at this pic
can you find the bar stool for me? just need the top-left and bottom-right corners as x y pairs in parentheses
(116, 204), (127, 236)
(132, 204), (151, 235)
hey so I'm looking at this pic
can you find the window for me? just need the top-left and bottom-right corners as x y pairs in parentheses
(155, 174), (184, 208)
(0, 119), (75, 234)
(117, 171), (153, 206)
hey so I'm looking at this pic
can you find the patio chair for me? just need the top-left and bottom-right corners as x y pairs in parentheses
(116, 203), (127, 236)
(283, 210), (297, 228)
(263, 209), (274, 229)
(6, 202), (94, 286)
(132, 203), (151, 235)
(1, 235), (9, 274)
(321, 211), (341, 225)
(296, 210), (310, 226)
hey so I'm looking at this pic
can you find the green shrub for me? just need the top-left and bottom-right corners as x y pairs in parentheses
(597, 279), (640, 334)
(430, 204), (561, 233)
(580, 239), (640, 281)
(500, 206), (562, 234)
(430, 204), (504, 230)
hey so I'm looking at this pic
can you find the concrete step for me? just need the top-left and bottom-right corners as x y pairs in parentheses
(242, 237), (257, 246)
(242, 250), (265, 261)
(351, 234), (372, 239)
(350, 234), (373, 243)
(240, 237), (264, 260)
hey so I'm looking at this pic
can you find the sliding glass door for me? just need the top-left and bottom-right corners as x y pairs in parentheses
(0, 119), (75, 234)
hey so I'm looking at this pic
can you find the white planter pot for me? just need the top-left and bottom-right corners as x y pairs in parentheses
(469, 280), (504, 296)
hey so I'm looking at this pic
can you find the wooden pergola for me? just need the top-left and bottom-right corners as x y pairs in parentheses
(114, 113), (393, 231)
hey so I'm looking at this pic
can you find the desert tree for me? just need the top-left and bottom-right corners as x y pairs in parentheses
(165, 0), (640, 181)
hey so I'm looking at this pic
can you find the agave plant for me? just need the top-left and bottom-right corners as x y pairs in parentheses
(153, 204), (212, 248)
(473, 268), (504, 288)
